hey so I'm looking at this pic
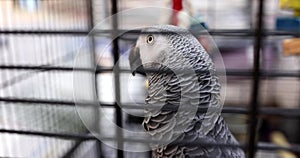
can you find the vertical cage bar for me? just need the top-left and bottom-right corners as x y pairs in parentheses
(88, 0), (103, 157)
(111, 0), (124, 158)
(62, 0), (102, 157)
(247, 0), (264, 157)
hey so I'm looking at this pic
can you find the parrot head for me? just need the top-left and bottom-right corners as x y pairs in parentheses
(129, 25), (195, 76)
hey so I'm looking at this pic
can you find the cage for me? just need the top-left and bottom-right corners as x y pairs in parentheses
(0, 0), (300, 158)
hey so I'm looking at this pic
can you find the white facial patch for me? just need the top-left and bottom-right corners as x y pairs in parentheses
(136, 30), (169, 66)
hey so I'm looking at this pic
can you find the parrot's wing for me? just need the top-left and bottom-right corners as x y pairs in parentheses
(178, 132), (223, 157)
(149, 128), (223, 158)
(145, 114), (244, 158)
(143, 107), (222, 157)
(205, 115), (245, 158)
(168, 115), (244, 158)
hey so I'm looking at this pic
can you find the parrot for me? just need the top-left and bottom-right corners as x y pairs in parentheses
(129, 25), (245, 158)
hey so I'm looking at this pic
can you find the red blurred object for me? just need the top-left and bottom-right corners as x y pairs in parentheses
(171, 0), (183, 25)
(172, 0), (183, 11)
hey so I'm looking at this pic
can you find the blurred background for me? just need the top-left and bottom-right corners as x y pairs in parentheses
(0, 0), (300, 157)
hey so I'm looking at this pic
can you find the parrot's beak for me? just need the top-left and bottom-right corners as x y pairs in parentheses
(129, 45), (146, 76)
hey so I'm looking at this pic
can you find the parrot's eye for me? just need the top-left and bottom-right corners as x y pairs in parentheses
(146, 35), (154, 44)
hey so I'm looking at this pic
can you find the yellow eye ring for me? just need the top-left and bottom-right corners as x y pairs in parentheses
(146, 35), (154, 44)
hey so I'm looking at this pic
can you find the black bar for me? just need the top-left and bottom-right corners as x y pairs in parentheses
(0, 29), (89, 35)
(86, 0), (103, 157)
(0, 129), (95, 140)
(257, 142), (300, 154)
(1, 128), (300, 154)
(247, 0), (264, 157)
(1, 65), (299, 78)
(0, 65), (93, 71)
(61, 0), (103, 157)
(207, 29), (300, 37)
(259, 70), (300, 78)
(1, 29), (299, 37)
(111, 0), (124, 157)
(0, 97), (77, 106)
(1, 97), (300, 118)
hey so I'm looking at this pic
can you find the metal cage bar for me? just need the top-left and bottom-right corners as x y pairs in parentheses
(2, 128), (300, 154)
(87, 0), (103, 156)
(1, 97), (300, 117)
(111, 0), (124, 158)
(61, 0), (103, 157)
(0, 65), (299, 78)
(0, 29), (300, 37)
(0, 0), (299, 157)
(247, 0), (264, 157)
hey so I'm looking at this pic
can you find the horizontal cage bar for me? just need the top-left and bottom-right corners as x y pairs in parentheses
(0, 29), (299, 37)
(0, 128), (300, 153)
(0, 97), (299, 117)
(0, 65), (299, 78)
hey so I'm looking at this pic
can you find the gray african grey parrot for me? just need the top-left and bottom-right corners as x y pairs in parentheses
(129, 25), (245, 158)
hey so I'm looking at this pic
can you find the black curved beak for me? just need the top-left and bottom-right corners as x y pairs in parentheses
(129, 45), (146, 76)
